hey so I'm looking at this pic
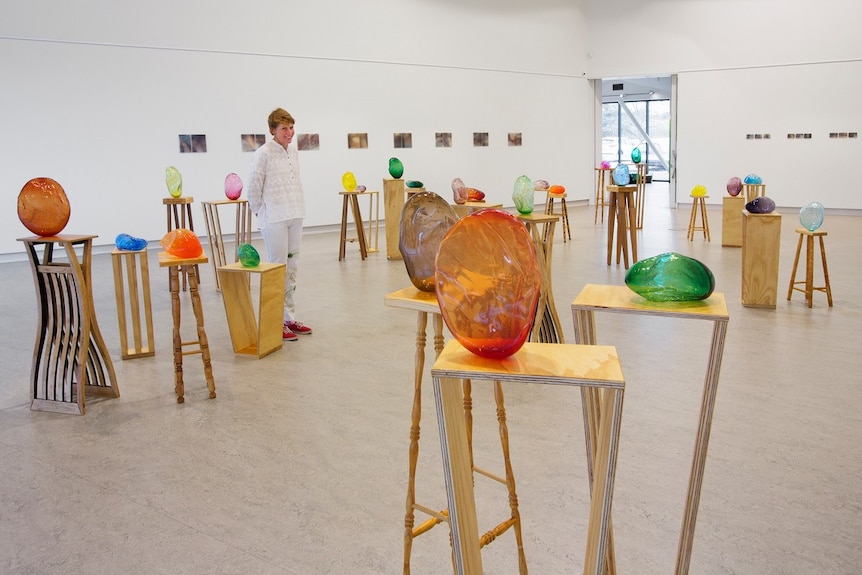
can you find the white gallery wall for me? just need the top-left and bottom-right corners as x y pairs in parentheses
(0, 0), (590, 255)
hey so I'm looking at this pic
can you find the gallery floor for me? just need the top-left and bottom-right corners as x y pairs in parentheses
(1, 186), (860, 574)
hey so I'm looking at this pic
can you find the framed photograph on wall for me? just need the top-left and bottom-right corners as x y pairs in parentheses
(348, 133), (368, 149)
(436, 132), (452, 148)
(473, 132), (489, 147)
(179, 134), (208, 153)
(242, 134), (267, 152)
(297, 133), (320, 151)
(508, 132), (522, 146)
(394, 133), (413, 148)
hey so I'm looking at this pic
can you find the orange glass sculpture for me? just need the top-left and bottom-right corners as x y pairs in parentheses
(548, 184), (566, 195)
(160, 228), (203, 259)
(435, 209), (540, 359)
(17, 177), (71, 237)
(466, 188), (485, 201)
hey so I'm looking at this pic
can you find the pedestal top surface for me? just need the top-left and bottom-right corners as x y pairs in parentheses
(431, 340), (624, 388)
(384, 286), (440, 314)
(219, 261), (285, 274)
(607, 185), (637, 193)
(572, 284), (728, 321)
(518, 213), (560, 224)
(18, 234), (98, 243)
(158, 251), (209, 267)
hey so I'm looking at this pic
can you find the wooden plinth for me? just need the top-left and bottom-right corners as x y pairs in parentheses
(339, 190), (369, 261)
(742, 211), (782, 308)
(606, 185), (638, 268)
(721, 196), (746, 247)
(219, 262), (286, 358)
(383, 178), (406, 260)
(111, 248), (155, 359)
(200, 199), (252, 291)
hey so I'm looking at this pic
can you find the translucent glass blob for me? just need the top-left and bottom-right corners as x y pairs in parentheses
(406, 180), (424, 188)
(612, 164), (630, 186)
(512, 175), (535, 214)
(435, 209), (540, 359)
(225, 173), (243, 200)
(467, 188), (485, 201)
(691, 185), (707, 197)
(399, 192), (459, 291)
(549, 184), (566, 195)
(625, 252), (715, 302)
(631, 147), (642, 164)
(388, 157), (404, 179)
(600, 161), (611, 169)
(452, 178), (468, 205)
(533, 179), (550, 191)
(166, 166), (183, 198)
(341, 171), (357, 191)
(17, 177), (71, 236)
(115, 233), (147, 251)
(745, 196), (776, 214)
(799, 202), (825, 231)
(355, 185), (367, 192)
(160, 228), (203, 258)
(726, 177), (742, 197)
(237, 243), (260, 267)
(744, 173), (763, 185)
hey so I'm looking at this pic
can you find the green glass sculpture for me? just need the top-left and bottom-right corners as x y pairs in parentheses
(631, 147), (642, 164)
(165, 166), (182, 198)
(625, 252), (715, 302)
(512, 175), (534, 214)
(405, 180), (424, 188)
(388, 157), (404, 179)
(237, 243), (260, 267)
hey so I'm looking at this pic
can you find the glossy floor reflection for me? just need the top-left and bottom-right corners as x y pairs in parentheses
(1, 188), (860, 574)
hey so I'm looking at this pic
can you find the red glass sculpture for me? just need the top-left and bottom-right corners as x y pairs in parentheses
(17, 177), (71, 237)
(435, 209), (540, 359)
(160, 228), (203, 258)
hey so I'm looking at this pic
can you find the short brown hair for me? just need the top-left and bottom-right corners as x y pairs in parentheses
(268, 108), (295, 133)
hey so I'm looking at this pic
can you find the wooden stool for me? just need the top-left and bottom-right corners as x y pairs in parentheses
(787, 228), (833, 308)
(158, 251), (216, 403)
(164, 196), (197, 291)
(687, 195), (711, 241)
(362, 190), (380, 254)
(743, 183), (766, 203)
(519, 213), (564, 344)
(594, 167), (611, 224)
(606, 185), (638, 268)
(634, 163), (648, 229)
(545, 192), (571, 242)
(111, 248), (155, 359)
(201, 199), (252, 291)
(338, 190), (369, 261)
(384, 288), (530, 575)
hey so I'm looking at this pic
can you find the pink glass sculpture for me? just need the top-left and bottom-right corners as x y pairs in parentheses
(399, 192), (459, 291)
(533, 179), (550, 191)
(435, 209), (540, 359)
(452, 178), (468, 205)
(17, 177), (71, 237)
(600, 161), (611, 169)
(160, 228), (203, 259)
(225, 173), (243, 200)
(726, 177), (742, 197)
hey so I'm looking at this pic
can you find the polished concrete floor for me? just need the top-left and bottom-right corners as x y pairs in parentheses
(1, 188), (860, 574)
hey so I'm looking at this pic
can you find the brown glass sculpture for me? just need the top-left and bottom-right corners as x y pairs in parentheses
(160, 228), (203, 259)
(435, 209), (540, 359)
(17, 177), (71, 237)
(399, 192), (459, 291)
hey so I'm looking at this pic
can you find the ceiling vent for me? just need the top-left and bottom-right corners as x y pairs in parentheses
(612, 83), (624, 91)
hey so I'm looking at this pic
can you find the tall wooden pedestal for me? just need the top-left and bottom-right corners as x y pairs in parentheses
(742, 211), (782, 308)
(219, 262), (286, 358)
(721, 196), (746, 247)
(383, 178), (406, 260)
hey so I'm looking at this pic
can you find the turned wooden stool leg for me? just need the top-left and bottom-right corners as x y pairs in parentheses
(687, 199), (698, 241)
(819, 235), (833, 307)
(787, 233), (804, 302)
(187, 265), (216, 398)
(168, 266), (186, 403)
(700, 197), (711, 241)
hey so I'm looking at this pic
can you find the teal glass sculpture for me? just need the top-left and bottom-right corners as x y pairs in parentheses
(399, 192), (460, 291)
(115, 233), (147, 251)
(512, 175), (534, 214)
(625, 252), (715, 302)
(799, 202), (825, 231)
(631, 147), (642, 164)
(405, 180), (424, 188)
(389, 157), (404, 179)
(612, 164), (630, 186)
(165, 166), (183, 198)
(746, 196), (775, 214)
(744, 173), (762, 185)
(237, 243), (260, 267)
(726, 177), (742, 197)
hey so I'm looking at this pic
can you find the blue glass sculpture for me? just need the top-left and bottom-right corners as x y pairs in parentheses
(115, 233), (147, 251)
(743, 173), (763, 185)
(512, 175), (535, 214)
(799, 202), (825, 231)
(613, 164), (630, 186)
(745, 196), (776, 214)
(625, 252), (715, 302)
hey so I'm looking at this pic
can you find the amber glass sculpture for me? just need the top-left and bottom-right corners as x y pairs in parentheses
(17, 177), (71, 237)
(160, 228), (203, 259)
(435, 209), (540, 359)
(399, 192), (459, 291)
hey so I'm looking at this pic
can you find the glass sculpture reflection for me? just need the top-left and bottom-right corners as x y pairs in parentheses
(799, 202), (825, 231)
(625, 252), (715, 302)
(115, 233), (147, 251)
(160, 228), (203, 258)
(17, 177), (71, 237)
(512, 175), (535, 214)
(726, 177), (742, 197)
(225, 173), (243, 200)
(166, 166), (183, 198)
(399, 192), (459, 291)
(745, 196), (776, 214)
(388, 157), (404, 179)
(435, 209), (540, 359)
(238, 243), (260, 267)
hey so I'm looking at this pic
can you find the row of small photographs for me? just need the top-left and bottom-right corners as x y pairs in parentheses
(828, 132), (858, 138)
(348, 132), (522, 150)
(745, 134), (772, 140)
(179, 134), (208, 153)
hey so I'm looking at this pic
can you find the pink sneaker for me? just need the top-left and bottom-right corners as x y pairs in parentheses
(286, 321), (312, 335)
(282, 324), (299, 341)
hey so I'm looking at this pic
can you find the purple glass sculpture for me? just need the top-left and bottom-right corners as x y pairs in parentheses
(452, 178), (468, 205)
(399, 192), (460, 291)
(745, 196), (776, 214)
(726, 177), (742, 197)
